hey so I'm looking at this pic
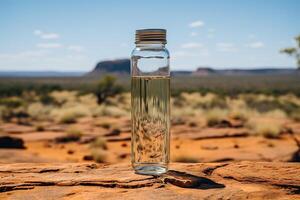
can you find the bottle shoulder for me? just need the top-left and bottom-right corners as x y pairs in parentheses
(131, 47), (170, 58)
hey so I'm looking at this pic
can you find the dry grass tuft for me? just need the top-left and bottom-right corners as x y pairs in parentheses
(66, 128), (83, 139)
(93, 105), (129, 118)
(91, 149), (107, 163)
(290, 110), (300, 122)
(246, 118), (285, 138)
(90, 137), (108, 150)
(204, 108), (228, 127)
(50, 105), (90, 124)
(27, 103), (52, 121)
(35, 124), (45, 132)
(263, 109), (287, 119)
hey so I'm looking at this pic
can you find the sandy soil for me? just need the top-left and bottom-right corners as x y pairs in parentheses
(0, 116), (299, 164)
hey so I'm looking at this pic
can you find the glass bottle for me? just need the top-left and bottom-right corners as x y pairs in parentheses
(131, 29), (170, 175)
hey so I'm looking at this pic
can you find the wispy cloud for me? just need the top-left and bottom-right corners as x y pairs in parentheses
(34, 30), (60, 39)
(216, 42), (237, 52)
(173, 49), (210, 60)
(247, 41), (264, 48)
(37, 43), (63, 49)
(248, 34), (256, 39)
(67, 45), (84, 52)
(190, 32), (198, 37)
(181, 42), (203, 49)
(0, 50), (47, 59)
(207, 34), (214, 39)
(189, 20), (205, 28)
(208, 28), (215, 33)
(41, 33), (60, 39)
(173, 51), (189, 57)
(34, 30), (43, 35)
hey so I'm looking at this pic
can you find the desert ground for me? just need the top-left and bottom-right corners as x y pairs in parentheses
(0, 76), (300, 199)
(1, 90), (299, 165)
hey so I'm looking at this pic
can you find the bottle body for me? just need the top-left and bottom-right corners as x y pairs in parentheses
(131, 41), (170, 175)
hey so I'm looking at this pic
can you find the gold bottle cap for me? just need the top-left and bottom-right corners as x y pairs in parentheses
(135, 29), (167, 44)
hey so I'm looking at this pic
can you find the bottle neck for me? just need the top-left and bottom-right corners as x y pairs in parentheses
(136, 43), (165, 49)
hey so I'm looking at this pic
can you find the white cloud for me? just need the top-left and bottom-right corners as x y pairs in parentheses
(200, 51), (210, 57)
(181, 42), (203, 49)
(37, 43), (63, 49)
(208, 28), (215, 33)
(41, 33), (60, 39)
(34, 30), (60, 39)
(248, 34), (256, 39)
(0, 50), (47, 60)
(67, 45), (84, 52)
(207, 34), (214, 39)
(34, 30), (42, 36)
(190, 32), (198, 37)
(173, 51), (189, 57)
(216, 42), (237, 52)
(189, 20), (205, 28)
(247, 41), (265, 48)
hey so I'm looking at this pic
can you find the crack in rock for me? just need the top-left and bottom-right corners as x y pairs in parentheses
(202, 164), (229, 176)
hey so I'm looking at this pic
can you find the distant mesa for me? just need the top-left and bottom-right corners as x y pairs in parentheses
(87, 58), (298, 77)
(0, 58), (297, 78)
(87, 59), (130, 76)
(192, 67), (215, 76)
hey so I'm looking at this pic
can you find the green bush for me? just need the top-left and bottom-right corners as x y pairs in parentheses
(94, 75), (124, 104)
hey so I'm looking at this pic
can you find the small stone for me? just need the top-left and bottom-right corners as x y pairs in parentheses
(67, 150), (75, 155)
(83, 155), (93, 161)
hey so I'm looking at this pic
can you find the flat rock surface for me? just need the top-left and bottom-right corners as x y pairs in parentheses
(0, 162), (299, 200)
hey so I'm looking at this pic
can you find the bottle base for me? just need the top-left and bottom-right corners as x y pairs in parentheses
(133, 164), (167, 176)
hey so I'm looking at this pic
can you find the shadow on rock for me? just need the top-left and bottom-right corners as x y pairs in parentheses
(161, 170), (225, 189)
(0, 136), (25, 149)
(289, 134), (300, 162)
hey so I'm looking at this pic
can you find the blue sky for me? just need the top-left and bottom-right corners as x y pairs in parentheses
(0, 0), (299, 71)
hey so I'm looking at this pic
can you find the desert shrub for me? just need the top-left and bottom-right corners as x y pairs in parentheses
(27, 102), (52, 121)
(228, 108), (252, 122)
(106, 93), (131, 111)
(172, 106), (202, 117)
(246, 118), (284, 138)
(263, 109), (287, 119)
(278, 94), (300, 107)
(227, 98), (252, 122)
(40, 94), (56, 105)
(0, 97), (24, 108)
(94, 75), (124, 104)
(50, 105), (90, 123)
(55, 128), (82, 143)
(91, 149), (107, 163)
(78, 93), (98, 105)
(204, 108), (228, 127)
(92, 105), (129, 118)
(66, 128), (82, 138)
(179, 92), (225, 109)
(0, 106), (29, 123)
(60, 113), (77, 123)
(290, 109), (300, 122)
(35, 124), (45, 131)
(50, 91), (78, 105)
(95, 121), (111, 129)
(90, 137), (108, 150)
(0, 106), (6, 120)
(0, 83), (61, 98)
